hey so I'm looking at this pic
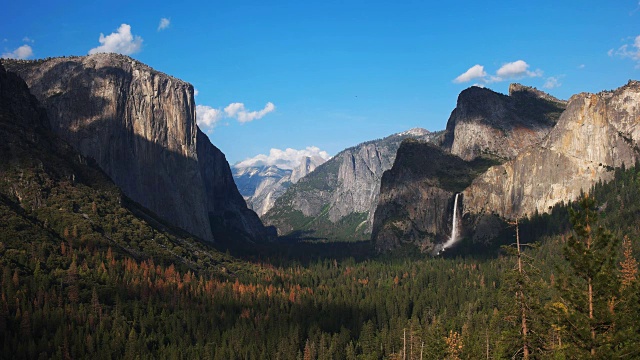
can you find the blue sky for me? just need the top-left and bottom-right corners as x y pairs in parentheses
(2, 1), (640, 165)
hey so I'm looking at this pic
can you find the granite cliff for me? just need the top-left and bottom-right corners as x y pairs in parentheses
(371, 140), (498, 252)
(442, 84), (565, 161)
(263, 129), (439, 240)
(373, 85), (564, 251)
(373, 81), (640, 252)
(463, 80), (640, 219)
(4, 54), (271, 243)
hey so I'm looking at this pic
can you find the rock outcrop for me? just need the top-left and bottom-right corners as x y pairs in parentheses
(373, 81), (640, 252)
(263, 129), (440, 240)
(442, 84), (565, 161)
(372, 85), (565, 251)
(463, 81), (640, 219)
(233, 155), (325, 217)
(371, 140), (499, 252)
(291, 155), (324, 183)
(4, 54), (270, 243)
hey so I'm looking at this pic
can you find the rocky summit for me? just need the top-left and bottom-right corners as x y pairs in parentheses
(442, 84), (565, 161)
(4, 54), (271, 243)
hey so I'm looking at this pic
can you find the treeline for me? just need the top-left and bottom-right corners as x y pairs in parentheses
(1, 164), (640, 358)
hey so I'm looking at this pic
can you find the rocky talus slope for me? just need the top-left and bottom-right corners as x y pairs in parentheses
(4, 54), (271, 243)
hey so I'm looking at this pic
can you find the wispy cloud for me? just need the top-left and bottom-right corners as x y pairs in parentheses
(22, 37), (34, 43)
(543, 76), (562, 89)
(1, 44), (33, 59)
(453, 60), (542, 84)
(157, 18), (170, 31)
(235, 146), (330, 170)
(608, 35), (640, 67)
(224, 102), (276, 123)
(88, 24), (143, 55)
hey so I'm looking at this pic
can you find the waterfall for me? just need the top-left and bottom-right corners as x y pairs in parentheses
(450, 192), (460, 244)
(437, 193), (460, 254)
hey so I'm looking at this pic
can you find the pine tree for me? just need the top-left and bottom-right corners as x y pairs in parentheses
(619, 236), (638, 290)
(612, 236), (640, 357)
(500, 219), (547, 359)
(558, 196), (620, 358)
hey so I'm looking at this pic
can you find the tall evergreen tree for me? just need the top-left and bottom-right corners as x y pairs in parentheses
(500, 220), (547, 359)
(558, 196), (620, 358)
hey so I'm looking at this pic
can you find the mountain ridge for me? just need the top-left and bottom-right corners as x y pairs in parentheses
(263, 128), (440, 240)
(232, 155), (326, 217)
(373, 80), (640, 252)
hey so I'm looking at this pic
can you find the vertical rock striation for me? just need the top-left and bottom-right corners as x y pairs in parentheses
(463, 81), (640, 219)
(442, 84), (565, 161)
(373, 84), (565, 251)
(4, 54), (270, 242)
(371, 140), (499, 252)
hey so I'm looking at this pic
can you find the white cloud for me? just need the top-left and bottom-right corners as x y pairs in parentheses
(1, 44), (33, 59)
(196, 101), (276, 131)
(496, 60), (542, 79)
(22, 37), (34, 43)
(609, 35), (640, 65)
(88, 24), (143, 55)
(235, 146), (331, 170)
(453, 60), (542, 84)
(158, 18), (170, 31)
(453, 65), (486, 83)
(543, 76), (561, 89)
(578, 64), (586, 69)
(194, 89), (199, 97)
(196, 105), (223, 129)
(224, 102), (276, 123)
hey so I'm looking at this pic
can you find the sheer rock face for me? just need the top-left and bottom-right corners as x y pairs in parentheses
(372, 85), (565, 252)
(4, 54), (270, 242)
(264, 129), (439, 237)
(442, 84), (565, 161)
(290, 155), (323, 183)
(328, 141), (398, 226)
(371, 142), (458, 252)
(371, 140), (499, 252)
(463, 81), (640, 219)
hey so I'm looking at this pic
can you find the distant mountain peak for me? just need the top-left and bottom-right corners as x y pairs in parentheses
(398, 128), (431, 137)
(232, 153), (326, 216)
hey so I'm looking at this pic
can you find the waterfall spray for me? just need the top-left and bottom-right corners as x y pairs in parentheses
(438, 193), (460, 254)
